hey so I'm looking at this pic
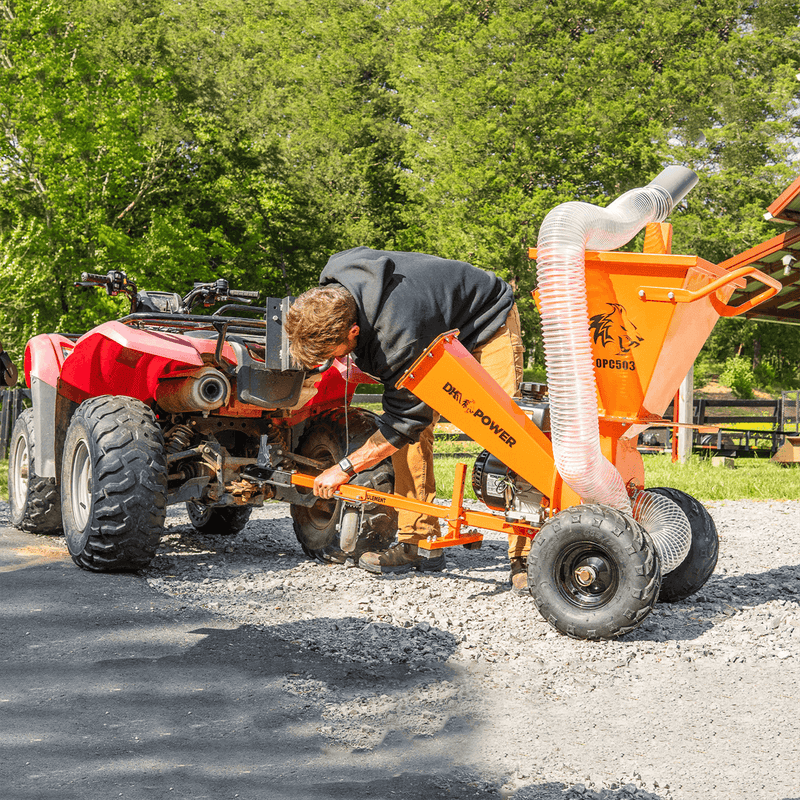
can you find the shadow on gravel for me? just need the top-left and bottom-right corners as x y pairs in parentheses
(1, 534), (481, 800)
(164, 619), (459, 683)
(714, 563), (800, 606)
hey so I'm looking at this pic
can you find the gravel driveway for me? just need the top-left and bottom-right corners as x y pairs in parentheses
(131, 497), (800, 800)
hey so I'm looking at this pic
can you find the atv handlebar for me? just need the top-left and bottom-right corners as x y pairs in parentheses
(81, 272), (112, 283)
(228, 289), (261, 300)
(76, 270), (262, 315)
(76, 271), (138, 312)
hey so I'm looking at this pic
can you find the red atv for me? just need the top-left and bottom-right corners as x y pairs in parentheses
(8, 270), (395, 571)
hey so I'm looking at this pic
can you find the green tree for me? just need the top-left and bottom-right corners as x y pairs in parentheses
(389, 0), (800, 362)
(0, 1), (186, 351)
(0, 0), (328, 357)
(2, 0), (799, 380)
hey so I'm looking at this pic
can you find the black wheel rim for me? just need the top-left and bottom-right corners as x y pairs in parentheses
(554, 540), (620, 609)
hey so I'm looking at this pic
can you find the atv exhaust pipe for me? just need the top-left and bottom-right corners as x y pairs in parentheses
(156, 366), (231, 412)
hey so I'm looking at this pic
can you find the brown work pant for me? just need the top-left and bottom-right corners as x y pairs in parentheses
(392, 305), (530, 560)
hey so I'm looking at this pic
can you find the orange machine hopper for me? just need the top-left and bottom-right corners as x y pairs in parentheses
(530, 244), (780, 423)
(396, 331), (582, 511)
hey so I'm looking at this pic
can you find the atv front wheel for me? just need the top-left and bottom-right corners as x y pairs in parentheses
(528, 504), (661, 639)
(646, 487), (718, 603)
(8, 408), (62, 533)
(186, 501), (252, 536)
(290, 409), (396, 562)
(61, 396), (167, 571)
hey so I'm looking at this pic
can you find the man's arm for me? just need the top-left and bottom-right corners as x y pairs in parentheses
(312, 430), (398, 499)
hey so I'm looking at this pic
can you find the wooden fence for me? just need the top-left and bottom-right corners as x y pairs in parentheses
(357, 392), (800, 458)
(640, 391), (800, 457)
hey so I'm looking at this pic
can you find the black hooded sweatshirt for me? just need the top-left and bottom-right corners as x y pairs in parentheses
(319, 247), (514, 447)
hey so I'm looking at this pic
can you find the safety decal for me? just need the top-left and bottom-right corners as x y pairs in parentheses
(589, 303), (643, 370)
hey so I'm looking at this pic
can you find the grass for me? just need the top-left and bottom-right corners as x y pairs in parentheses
(433, 443), (800, 502)
(640, 453), (800, 501)
(436, 449), (800, 502)
(0, 459), (6, 501)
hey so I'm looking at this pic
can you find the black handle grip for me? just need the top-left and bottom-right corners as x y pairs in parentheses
(81, 272), (110, 283)
(306, 358), (333, 377)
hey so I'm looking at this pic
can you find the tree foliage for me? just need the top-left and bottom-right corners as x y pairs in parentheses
(1, 0), (799, 378)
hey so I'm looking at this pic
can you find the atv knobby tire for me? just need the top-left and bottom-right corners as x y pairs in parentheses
(647, 486), (718, 603)
(61, 396), (167, 572)
(8, 408), (62, 533)
(290, 409), (396, 562)
(528, 503), (661, 639)
(186, 501), (252, 536)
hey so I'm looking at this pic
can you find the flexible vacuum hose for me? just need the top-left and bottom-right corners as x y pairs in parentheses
(535, 167), (698, 514)
(632, 490), (691, 573)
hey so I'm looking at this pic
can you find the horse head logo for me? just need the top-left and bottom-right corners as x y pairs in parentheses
(589, 303), (644, 356)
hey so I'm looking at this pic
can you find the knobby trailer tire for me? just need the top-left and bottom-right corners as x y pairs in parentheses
(528, 503), (661, 640)
(61, 396), (168, 572)
(646, 487), (719, 603)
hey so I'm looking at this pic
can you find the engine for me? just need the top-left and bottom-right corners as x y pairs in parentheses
(471, 385), (550, 525)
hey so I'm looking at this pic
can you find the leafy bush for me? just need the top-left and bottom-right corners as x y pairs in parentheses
(720, 357), (754, 399)
(753, 360), (777, 392)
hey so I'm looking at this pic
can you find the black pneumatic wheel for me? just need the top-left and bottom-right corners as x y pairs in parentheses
(647, 486), (718, 603)
(8, 408), (62, 533)
(61, 396), (167, 571)
(186, 501), (252, 536)
(290, 409), (397, 562)
(528, 503), (661, 639)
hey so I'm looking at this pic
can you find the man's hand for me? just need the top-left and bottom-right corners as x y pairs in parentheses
(313, 465), (350, 499)
(311, 430), (399, 499)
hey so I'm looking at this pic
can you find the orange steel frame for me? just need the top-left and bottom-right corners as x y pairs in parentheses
(285, 224), (780, 554)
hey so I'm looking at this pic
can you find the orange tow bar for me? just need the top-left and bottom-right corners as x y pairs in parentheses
(289, 465), (536, 554)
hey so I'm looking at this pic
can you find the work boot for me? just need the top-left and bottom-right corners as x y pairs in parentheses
(510, 557), (530, 596)
(358, 542), (445, 575)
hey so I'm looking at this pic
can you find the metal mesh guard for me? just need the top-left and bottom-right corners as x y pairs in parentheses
(632, 491), (691, 574)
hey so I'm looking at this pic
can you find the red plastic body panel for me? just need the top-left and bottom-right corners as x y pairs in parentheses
(24, 334), (76, 389)
(57, 321), (225, 405)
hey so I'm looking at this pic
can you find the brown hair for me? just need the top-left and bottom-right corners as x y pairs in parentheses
(284, 285), (357, 368)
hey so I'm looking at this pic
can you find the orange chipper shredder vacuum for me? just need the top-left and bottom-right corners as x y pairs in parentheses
(290, 167), (781, 639)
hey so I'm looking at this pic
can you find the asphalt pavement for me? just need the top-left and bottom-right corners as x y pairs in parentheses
(0, 525), (508, 800)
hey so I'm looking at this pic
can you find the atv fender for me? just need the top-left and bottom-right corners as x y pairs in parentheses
(24, 334), (76, 478)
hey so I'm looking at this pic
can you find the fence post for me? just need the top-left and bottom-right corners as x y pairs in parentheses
(0, 388), (12, 460)
(677, 366), (694, 463)
(671, 389), (679, 462)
